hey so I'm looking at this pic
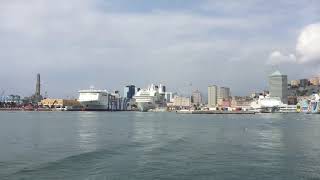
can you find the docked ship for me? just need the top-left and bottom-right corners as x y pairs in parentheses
(250, 94), (297, 113)
(78, 89), (110, 111)
(133, 84), (166, 112)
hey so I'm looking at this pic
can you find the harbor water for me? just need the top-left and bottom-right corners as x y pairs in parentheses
(1, 112), (320, 179)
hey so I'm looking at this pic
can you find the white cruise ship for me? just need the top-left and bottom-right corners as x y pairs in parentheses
(78, 89), (110, 111)
(250, 95), (283, 113)
(133, 84), (165, 112)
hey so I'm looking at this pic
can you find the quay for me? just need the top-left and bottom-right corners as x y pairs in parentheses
(177, 110), (255, 115)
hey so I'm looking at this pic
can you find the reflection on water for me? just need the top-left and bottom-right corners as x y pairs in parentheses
(1, 112), (320, 179)
(75, 112), (99, 152)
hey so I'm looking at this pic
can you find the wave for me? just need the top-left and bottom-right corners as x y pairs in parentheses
(5, 147), (124, 180)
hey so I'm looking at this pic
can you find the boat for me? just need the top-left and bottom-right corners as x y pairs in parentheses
(278, 104), (298, 113)
(133, 84), (166, 112)
(78, 89), (110, 111)
(250, 94), (297, 113)
(250, 95), (282, 113)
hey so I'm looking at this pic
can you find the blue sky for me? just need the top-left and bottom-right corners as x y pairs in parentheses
(0, 0), (320, 98)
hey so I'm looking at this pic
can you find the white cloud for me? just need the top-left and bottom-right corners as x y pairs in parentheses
(296, 23), (320, 64)
(0, 0), (318, 96)
(267, 51), (296, 65)
(268, 22), (320, 65)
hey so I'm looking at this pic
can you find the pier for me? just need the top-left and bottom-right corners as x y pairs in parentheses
(177, 110), (255, 115)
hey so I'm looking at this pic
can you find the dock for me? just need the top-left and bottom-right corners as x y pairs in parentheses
(177, 110), (255, 115)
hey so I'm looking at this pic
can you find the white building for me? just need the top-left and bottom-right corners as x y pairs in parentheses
(208, 85), (218, 107)
(173, 96), (191, 107)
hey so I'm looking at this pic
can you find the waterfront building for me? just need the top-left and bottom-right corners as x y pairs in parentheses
(123, 85), (136, 99)
(309, 77), (320, 86)
(300, 79), (309, 88)
(173, 96), (191, 108)
(165, 92), (174, 103)
(288, 96), (298, 105)
(269, 70), (288, 104)
(41, 99), (81, 108)
(5, 95), (22, 104)
(290, 80), (300, 87)
(191, 90), (202, 105)
(218, 87), (231, 100)
(208, 85), (218, 107)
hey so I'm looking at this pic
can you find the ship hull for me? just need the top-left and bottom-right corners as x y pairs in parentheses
(137, 102), (156, 112)
(79, 101), (109, 111)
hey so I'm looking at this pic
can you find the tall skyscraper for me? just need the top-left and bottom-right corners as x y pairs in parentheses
(269, 70), (288, 104)
(123, 85), (136, 99)
(35, 73), (41, 96)
(192, 90), (202, 105)
(218, 87), (230, 100)
(208, 85), (218, 107)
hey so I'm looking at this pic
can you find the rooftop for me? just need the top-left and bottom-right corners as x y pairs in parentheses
(270, 70), (285, 77)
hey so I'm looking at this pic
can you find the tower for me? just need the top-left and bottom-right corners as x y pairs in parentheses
(208, 85), (218, 107)
(36, 73), (41, 96)
(269, 70), (288, 104)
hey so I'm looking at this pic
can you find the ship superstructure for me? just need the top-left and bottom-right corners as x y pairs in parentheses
(78, 89), (110, 111)
(249, 94), (298, 113)
(133, 84), (166, 112)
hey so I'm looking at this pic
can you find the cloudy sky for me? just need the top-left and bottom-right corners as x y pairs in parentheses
(0, 0), (320, 98)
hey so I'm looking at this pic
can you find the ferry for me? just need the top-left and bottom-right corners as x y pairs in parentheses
(133, 84), (166, 112)
(250, 94), (298, 113)
(250, 95), (282, 113)
(78, 89), (110, 111)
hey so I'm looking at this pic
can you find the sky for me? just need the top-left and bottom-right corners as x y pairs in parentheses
(0, 0), (320, 98)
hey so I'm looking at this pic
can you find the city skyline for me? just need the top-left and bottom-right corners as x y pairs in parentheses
(0, 0), (320, 97)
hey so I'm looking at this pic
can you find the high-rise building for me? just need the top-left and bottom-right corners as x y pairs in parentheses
(123, 85), (136, 99)
(191, 90), (202, 105)
(165, 92), (174, 103)
(269, 71), (288, 104)
(208, 85), (218, 107)
(300, 79), (309, 87)
(218, 87), (230, 100)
